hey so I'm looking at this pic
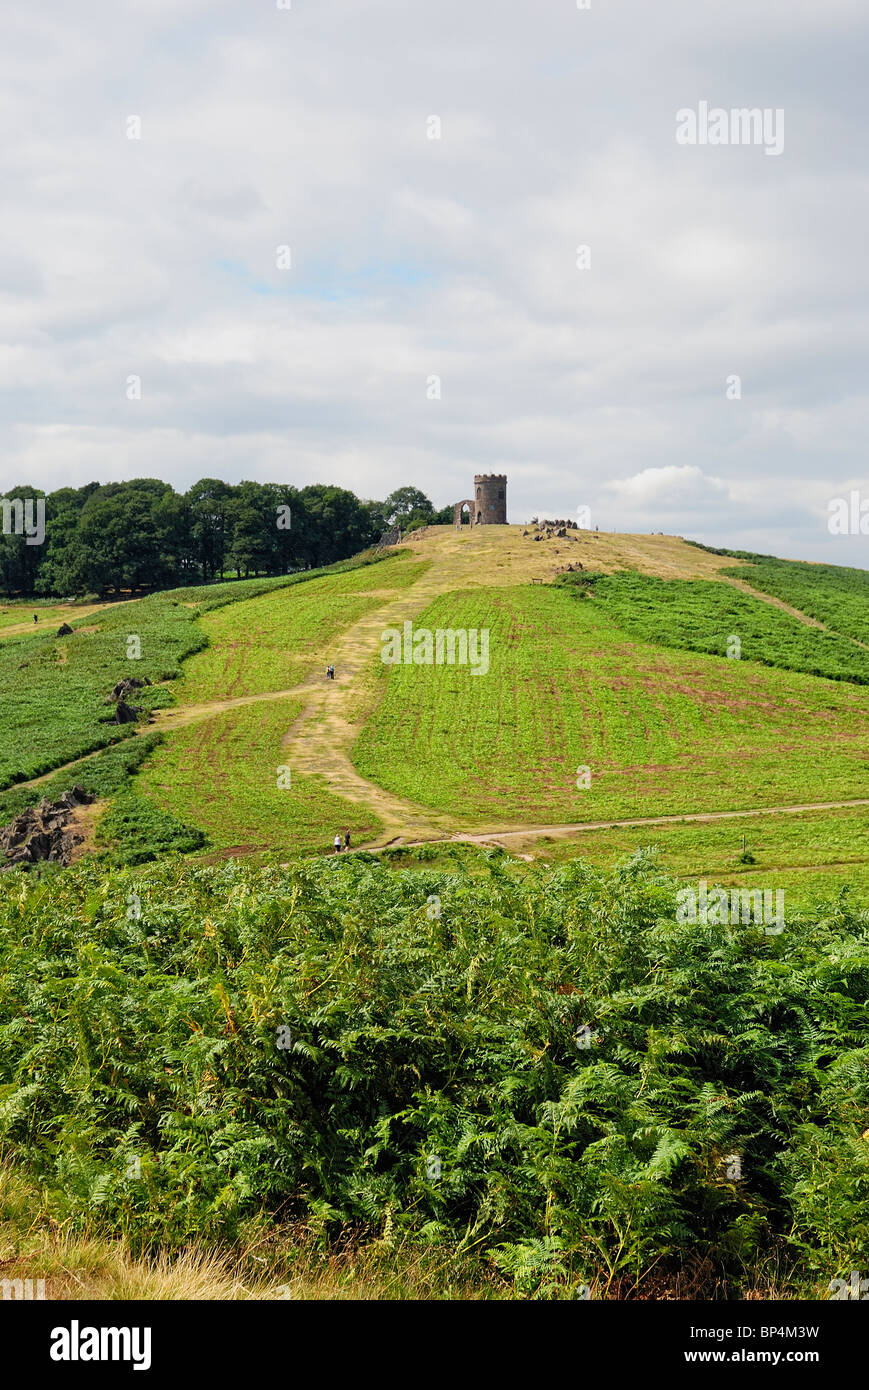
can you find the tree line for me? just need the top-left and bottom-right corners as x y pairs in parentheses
(0, 479), (451, 597)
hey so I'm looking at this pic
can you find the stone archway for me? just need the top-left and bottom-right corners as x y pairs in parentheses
(453, 499), (474, 527)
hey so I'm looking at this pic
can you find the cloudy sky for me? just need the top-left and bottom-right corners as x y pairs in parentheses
(2, 0), (867, 561)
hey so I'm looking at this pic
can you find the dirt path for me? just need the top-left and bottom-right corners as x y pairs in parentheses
(0, 602), (117, 642)
(719, 577), (826, 628)
(720, 575), (869, 650)
(153, 685), (313, 730)
(68, 799), (106, 861)
(4, 685), (324, 793)
(278, 563), (476, 841)
(8, 530), (866, 853)
(380, 797), (869, 852)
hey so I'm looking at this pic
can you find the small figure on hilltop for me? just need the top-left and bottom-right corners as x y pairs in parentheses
(33, 613), (38, 624)
(333, 832), (342, 854)
(325, 664), (335, 680)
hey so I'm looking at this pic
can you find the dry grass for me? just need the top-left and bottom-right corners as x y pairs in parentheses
(0, 1232), (504, 1302)
(401, 525), (734, 587)
(0, 1165), (504, 1301)
(0, 1163), (832, 1302)
(0, 602), (115, 641)
(67, 798), (106, 862)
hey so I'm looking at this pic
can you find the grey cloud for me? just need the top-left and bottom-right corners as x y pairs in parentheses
(0, 0), (866, 565)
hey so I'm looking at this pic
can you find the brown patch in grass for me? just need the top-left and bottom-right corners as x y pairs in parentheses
(67, 799), (106, 861)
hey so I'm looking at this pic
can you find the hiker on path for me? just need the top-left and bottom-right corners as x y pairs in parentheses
(344, 830), (350, 851)
(330, 665), (335, 680)
(33, 614), (38, 624)
(333, 833), (342, 854)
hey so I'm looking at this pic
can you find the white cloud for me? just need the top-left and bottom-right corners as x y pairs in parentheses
(0, 0), (866, 564)
(605, 465), (729, 510)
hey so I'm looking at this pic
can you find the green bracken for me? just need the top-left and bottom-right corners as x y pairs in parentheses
(0, 853), (865, 1298)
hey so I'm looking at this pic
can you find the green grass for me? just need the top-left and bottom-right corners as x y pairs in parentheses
(353, 585), (869, 825)
(176, 553), (427, 704)
(530, 808), (869, 908)
(696, 551), (869, 647)
(164, 547), (415, 614)
(94, 794), (209, 866)
(0, 853), (865, 1296)
(359, 809), (869, 909)
(137, 699), (382, 855)
(0, 551), (411, 792)
(0, 733), (163, 825)
(0, 600), (102, 633)
(574, 570), (869, 684)
(97, 554), (420, 858)
(0, 600), (202, 789)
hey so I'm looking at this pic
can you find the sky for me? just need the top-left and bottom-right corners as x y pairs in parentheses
(1, 0), (867, 562)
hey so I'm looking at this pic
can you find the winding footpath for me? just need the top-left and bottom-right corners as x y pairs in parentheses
(9, 527), (869, 857)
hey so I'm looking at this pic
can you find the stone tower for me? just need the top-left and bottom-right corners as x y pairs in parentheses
(453, 473), (507, 527)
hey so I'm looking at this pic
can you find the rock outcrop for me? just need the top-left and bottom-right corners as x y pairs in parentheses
(525, 518), (581, 542)
(112, 699), (141, 724)
(0, 786), (94, 869)
(105, 675), (152, 724)
(376, 526), (402, 550)
(109, 676), (151, 702)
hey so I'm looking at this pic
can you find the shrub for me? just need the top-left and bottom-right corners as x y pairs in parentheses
(0, 853), (865, 1295)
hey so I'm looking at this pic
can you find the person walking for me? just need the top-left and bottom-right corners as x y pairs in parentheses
(344, 830), (350, 852)
(333, 833), (342, 854)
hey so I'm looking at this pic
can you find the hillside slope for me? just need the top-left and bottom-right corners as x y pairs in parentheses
(2, 527), (867, 898)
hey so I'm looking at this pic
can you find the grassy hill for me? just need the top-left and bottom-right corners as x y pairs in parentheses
(2, 525), (867, 898)
(353, 583), (869, 824)
(696, 547), (869, 647)
(2, 525), (868, 1300)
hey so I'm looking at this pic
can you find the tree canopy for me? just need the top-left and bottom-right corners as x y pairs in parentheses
(0, 477), (441, 597)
